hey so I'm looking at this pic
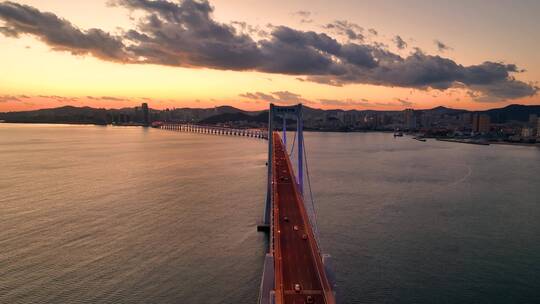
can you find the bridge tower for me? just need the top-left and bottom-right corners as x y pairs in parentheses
(258, 103), (337, 304)
(260, 104), (304, 230)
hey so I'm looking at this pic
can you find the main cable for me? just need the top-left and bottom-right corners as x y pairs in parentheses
(288, 130), (296, 157)
(302, 134), (322, 252)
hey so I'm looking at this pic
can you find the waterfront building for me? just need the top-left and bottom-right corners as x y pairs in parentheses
(403, 109), (417, 130)
(142, 103), (149, 126)
(529, 114), (538, 125)
(344, 112), (359, 126)
(420, 113), (435, 129)
(472, 114), (491, 134)
(460, 113), (472, 125)
(521, 127), (534, 138)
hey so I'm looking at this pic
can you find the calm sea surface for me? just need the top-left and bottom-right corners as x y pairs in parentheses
(1, 124), (539, 304)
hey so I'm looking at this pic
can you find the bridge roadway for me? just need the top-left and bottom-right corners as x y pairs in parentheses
(272, 133), (335, 304)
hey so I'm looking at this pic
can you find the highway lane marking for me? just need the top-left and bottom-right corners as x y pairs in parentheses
(283, 290), (324, 295)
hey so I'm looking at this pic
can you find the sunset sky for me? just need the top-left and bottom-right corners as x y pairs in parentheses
(0, 0), (539, 112)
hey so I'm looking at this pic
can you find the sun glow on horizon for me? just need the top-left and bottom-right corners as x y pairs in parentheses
(0, 0), (538, 112)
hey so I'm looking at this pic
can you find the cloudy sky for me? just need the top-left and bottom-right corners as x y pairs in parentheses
(0, 0), (539, 111)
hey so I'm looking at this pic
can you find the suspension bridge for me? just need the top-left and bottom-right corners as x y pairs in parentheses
(159, 104), (337, 304)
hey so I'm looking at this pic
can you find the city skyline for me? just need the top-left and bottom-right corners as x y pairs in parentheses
(1, 0), (539, 112)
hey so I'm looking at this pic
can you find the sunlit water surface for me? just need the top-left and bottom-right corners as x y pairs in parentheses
(1, 124), (539, 304)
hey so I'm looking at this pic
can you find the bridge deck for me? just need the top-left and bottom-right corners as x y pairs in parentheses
(272, 133), (335, 304)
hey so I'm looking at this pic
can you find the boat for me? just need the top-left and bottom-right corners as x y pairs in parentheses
(394, 130), (403, 137)
(413, 137), (427, 142)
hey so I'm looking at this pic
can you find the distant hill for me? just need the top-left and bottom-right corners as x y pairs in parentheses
(422, 106), (467, 115)
(0, 105), (249, 124)
(168, 105), (249, 122)
(0, 106), (109, 124)
(1, 104), (539, 125)
(199, 111), (267, 124)
(481, 104), (540, 123)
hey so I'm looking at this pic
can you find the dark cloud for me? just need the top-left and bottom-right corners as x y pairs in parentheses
(396, 98), (414, 107)
(324, 20), (364, 41)
(257, 26), (343, 75)
(0, 1), (128, 61)
(231, 21), (268, 38)
(393, 35), (407, 50)
(0, 25), (17, 37)
(110, 0), (262, 69)
(239, 92), (275, 101)
(292, 10), (312, 23)
(240, 91), (311, 105)
(271, 91), (309, 104)
(242, 93), (373, 108)
(0, 94), (144, 104)
(0, 95), (21, 102)
(318, 99), (371, 107)
(434, 39), (452, 52)
(368, 28), (378, 36)
(293, 11), (311, 18)
(338, 44), (381, 68)
(37, 95), (79, 102)
(100, 96), (125, 101)
(1, 0), (536, 102)
(0, 94), (80, 103)
(472, 80), (539, 102)
(467, 90), (480, 99)
(305, 51), (538, 101)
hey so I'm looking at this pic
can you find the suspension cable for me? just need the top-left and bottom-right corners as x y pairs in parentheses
(302, 134), (322, 252)
(288, 130), (296, 157)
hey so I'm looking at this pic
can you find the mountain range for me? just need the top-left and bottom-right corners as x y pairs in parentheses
(1, 104), (539, 125)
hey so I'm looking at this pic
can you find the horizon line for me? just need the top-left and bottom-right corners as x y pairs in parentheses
(2, 103), (539, 114)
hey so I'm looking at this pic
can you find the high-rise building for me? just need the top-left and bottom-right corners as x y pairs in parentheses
(521, 128), (533, 138)
(529, 114), (538, 125)
(420, 113), (434, 128)
(142, 103), (149, 126)
(338, 112), (358, 126)
(460, 113), (472, 125)
(336, 111), (345, 124)
(403, 109), (416, 130)
(472, 113), (490, 134)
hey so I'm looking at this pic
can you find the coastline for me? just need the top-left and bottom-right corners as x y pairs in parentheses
(0, 121), (147, 127)
(2, 122), (539, 147)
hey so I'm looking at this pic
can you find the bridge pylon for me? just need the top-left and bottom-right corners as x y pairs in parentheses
(258, 104), (304, 232)
(258, 103), (337, 304)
